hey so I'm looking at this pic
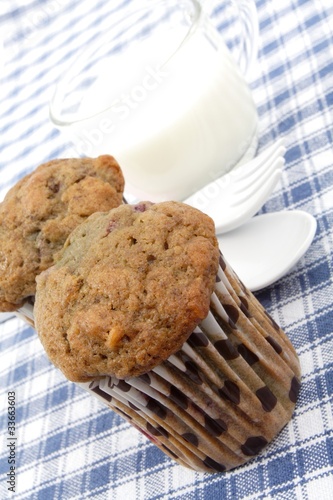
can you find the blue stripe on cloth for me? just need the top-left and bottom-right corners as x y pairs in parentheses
(0, 0), (333, 498)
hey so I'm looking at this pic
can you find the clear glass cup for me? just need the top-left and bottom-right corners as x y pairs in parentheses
(49, 0), (259, 202)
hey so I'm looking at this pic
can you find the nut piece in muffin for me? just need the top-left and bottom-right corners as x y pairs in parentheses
(0, 155), (124, 311)
(34, 201), (219, 381)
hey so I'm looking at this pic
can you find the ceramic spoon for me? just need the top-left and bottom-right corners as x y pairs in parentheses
(218, 210), (317, 291)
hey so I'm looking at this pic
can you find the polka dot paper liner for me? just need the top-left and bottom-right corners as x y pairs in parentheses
(17, 254), (301, 472)
(78, 254), (300, 472)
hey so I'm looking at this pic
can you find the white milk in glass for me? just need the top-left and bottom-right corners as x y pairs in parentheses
(71, 25), (258, 202)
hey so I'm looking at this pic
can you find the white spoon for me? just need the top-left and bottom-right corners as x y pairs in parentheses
(218, 210), (317, 291)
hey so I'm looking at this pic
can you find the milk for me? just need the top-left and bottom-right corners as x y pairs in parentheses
(69, 25), (258, 202)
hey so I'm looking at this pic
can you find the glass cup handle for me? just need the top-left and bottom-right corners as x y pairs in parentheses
(234, 0), (259, 78)
(201, 0), (259, 79)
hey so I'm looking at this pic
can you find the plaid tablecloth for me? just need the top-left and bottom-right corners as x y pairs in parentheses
(1, 0), (333, 498)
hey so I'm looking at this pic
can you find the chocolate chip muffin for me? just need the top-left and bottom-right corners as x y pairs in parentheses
(0, 155), (124, 312)
(34, 201), (220, 380)
(34, 201), (301, 472)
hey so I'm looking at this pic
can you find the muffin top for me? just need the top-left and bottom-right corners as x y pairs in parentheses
(35, 201), (219, 381)
(0, 155), (124, 311)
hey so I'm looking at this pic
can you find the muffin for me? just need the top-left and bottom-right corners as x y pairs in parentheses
(34, 201), (301, 472)
(0, 155), (124, 312)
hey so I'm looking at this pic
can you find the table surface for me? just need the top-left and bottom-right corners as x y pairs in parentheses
(1, 1), (333, 499)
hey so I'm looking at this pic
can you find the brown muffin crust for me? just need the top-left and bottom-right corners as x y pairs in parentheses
(0, 155), (124, 311)
(34, 201), (219, 381)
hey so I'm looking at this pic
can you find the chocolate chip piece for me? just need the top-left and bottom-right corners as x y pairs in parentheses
(47, 178), (60, 193)
(147, 254), (156, 262)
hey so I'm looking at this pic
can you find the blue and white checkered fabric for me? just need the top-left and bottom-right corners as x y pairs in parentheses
(1, 0), (333, 498)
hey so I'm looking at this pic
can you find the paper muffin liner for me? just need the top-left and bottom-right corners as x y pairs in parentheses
(15, 296), (35, 327)
(16, 253), (301, 473)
